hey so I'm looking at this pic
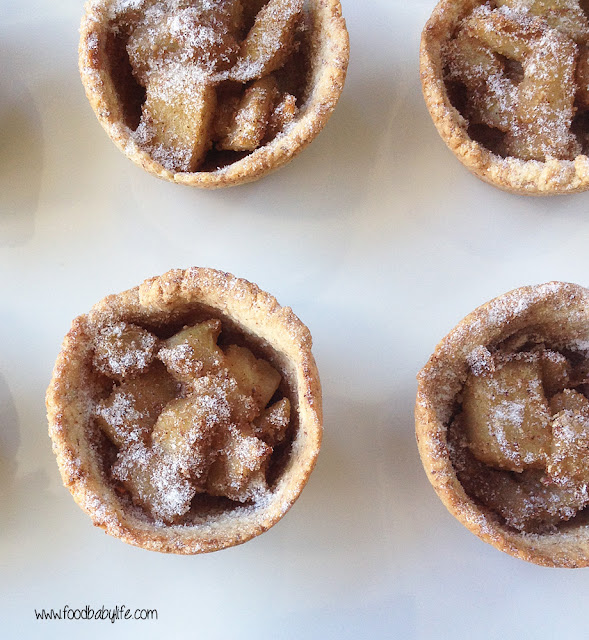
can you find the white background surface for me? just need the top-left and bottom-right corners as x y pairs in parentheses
(2, 0), (589, 638)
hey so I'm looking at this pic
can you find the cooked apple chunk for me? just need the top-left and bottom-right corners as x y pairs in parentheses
(541, 349), (572, 397)
(158, 319), (224, 383)
(126, 1), (243, 83)
(151, 396), (223, 482)
(190, 373), (259, 425)
(223, 344), (281, 410)
(231, 0), (303, 81)
(253, 397), (290, 446)
(548, 389), (589, 485)
(462, 354), (552, 471)
(494, 0), (589, 43)
(206, 424), (272, 502)
(95, 362), (178, 448)
(217, 76), (278, 151)
(93, 322), (158, 382)
(445, 30), (515, 132)
(112, 442), (196, 524)
(550, 388), (589, 415)
(137, 74), (217, 172)
(267, 92), (298, 138)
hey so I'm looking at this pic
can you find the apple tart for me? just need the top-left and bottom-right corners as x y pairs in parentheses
(421, 0), (589, 194)
(79, 0), (349, 187)
(46, 268), (322, 553)
(416, 282), (589, 566)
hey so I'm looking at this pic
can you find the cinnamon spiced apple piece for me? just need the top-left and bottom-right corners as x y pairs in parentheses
(548, 389), (589, 486)
(540, 348), (573, 396)
(151, 396), (224, 482)
(93, 321), (159, 382)
(267, 92), (298, 138)
(230, 0), (304, 82)
(125, 1), (243, 82)
(464, 7), (579, 160)
(444, 30), (516, 131)
(137, 75), (217, 172)
(95, 362), (179, 448)
(253, 397), (291, 446)
(217, 75), (278, 151)
(494, 0), (589, 43)
(462, 353), (552, 471)
(112, 442), (197, 524)
(223, 343), (281, 410)
(206, 424), (273, 502)
(158, 319), (224, 383)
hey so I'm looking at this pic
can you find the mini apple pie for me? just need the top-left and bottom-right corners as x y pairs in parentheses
(421, 0), (589, 194)
(46, 268), (322, 553)
(416, 282), (589, 566)
(79, 0), (349, 187)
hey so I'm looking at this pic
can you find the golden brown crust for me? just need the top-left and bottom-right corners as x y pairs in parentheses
(47, 267), (322, 554)
(79, 0), (349, 188)
(416, 282), (589, 567)
(420, 0), (589, 195)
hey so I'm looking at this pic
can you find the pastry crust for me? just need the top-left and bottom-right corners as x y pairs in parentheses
(79, 0), (349, 188)
(420, 0), (589, 195)
(46, 268), (322, 554)
(416, 282), (589, 567)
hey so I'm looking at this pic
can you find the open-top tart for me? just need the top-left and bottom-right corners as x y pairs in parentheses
(421, 0), (589, 194)
(416, 282), (589, 566)
(47, 268), (322, 553)
(79, 0), (349, 187)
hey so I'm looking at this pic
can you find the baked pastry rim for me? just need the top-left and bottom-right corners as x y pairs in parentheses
(46, 267), (323, 554)
(420, 0), (589, 196)
(415, 281), (589, 567)
(79, 0), (350, 188)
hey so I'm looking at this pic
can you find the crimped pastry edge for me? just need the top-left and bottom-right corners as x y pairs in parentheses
(79, 0), (350, 188)
(420, 0), (589, 196)
(47, 267), (323, 554)
(416, 282), (589, 567)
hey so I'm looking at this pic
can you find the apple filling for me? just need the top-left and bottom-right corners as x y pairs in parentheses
(450, 339), (589, 532)
(106, 0), (309, 172)
(93, 319), (291, 524)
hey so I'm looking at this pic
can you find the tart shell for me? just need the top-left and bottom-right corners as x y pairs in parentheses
(416, 282), (589, 567)
(47, 267), (323, 554)
(420, 0), (589, 196)
(79, 0), (350, 188)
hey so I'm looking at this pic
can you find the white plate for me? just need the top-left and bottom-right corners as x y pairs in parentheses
(2, 1), (589, 638)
